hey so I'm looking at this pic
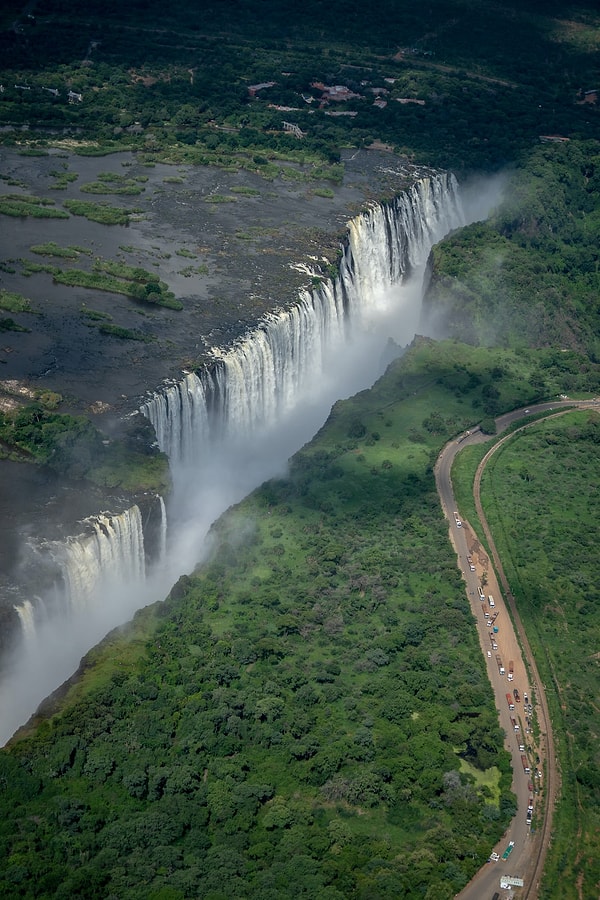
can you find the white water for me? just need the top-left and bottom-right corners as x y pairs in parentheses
(1, 504), (166, 743)
(52, 507), (146, 609)
(14, 600), (36, 642)
(1, 170), (496, 745)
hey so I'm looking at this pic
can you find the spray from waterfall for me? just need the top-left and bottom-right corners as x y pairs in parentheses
(0, 170), (502, 745)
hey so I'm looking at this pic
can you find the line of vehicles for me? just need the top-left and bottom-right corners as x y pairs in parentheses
(459, 514), (542, 890)
(476, 577), (537, 834)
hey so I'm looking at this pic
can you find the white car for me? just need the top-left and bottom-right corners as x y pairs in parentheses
(487, 650), (492, 658)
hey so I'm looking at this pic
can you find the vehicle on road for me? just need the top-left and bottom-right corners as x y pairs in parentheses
(513, 688), (521, 702)
(506, 693), (515, 710)
(508, 660), (514, 682)
(489, 852), (500, 863)
(453, 511), (462, 527)
(501, 841), (515, 860)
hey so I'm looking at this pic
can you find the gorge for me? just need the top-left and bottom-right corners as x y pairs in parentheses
(0, 166), (498, 745)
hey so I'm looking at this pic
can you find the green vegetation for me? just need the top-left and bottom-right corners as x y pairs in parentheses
(97, 323), (155, 342)
(1, 1), (597, 174)
(48, 169), (78, 189)
(0, 194), (69, 219)
(425, 141), (600, 361)
(479, 411), (600, 899)
(0, 289), (31, 313)
(30, 242), (81, 259)
(21, 260), (59, 276)
(204, 193), (236, 203)
(179, 264), (208, 278)
(312, 187), (335, 199)
(80, 173), (147, 195)
(0, 317), (29, 333)
(0, 0), (599, 894)
(80, 307), (113, 322)
(62, 199), (135, 225)
(51, 260), (182, 310)
(0, 403), (169, 492)
(0, 342), (525, 898)
(230, 185), (261, 196)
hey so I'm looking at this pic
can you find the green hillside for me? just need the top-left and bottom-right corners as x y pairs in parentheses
(1, 340), (538, 899)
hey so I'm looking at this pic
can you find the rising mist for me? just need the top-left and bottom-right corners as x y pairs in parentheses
(0, 171), (504, 745)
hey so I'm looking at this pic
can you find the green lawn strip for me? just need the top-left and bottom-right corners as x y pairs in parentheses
(451, 442), (487, 533)
(478, 410), (600, 899)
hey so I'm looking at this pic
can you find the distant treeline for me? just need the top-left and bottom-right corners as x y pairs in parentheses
(0, 0), (598, 172)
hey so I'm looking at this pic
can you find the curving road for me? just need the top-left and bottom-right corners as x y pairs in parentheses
(435, 398), (600, 900)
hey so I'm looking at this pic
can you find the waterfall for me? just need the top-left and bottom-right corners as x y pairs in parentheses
(141, 173), (464, 467)
(16, 506), (146, 631)
(158, 495), (167, 565)
(53, 507), (146, 612)
(14, 600), (36, 642)
(1, 169), (480, 745)
(0, 506), (151, 745)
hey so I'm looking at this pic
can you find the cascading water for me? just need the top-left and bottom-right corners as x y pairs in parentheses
(141, 173), (464, 470)
(14, 600), (36, 642)
(0, 501), (167, 744)
(1, 169), (494, 746)
(52, 507), (146, 612)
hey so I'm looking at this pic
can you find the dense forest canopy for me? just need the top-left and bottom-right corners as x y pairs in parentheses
(0, 0), (598, 172)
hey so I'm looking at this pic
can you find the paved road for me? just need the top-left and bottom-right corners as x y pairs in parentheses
(435, 398), (600, 899)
